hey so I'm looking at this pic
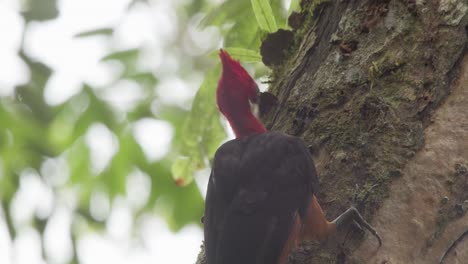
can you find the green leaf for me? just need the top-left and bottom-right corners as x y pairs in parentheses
(17, 53), (54, 123)
(201, 113), (225, 159)
(127, 72), (158, 90)
(158, 106), (189, 144)
(0, 154), (19, 201)
(127, 98), (154, 122)
(74, 86), (117, 135)
(67, 139), (91, 184)
(288, 0), (301, 14)
(0, 100), (56, 158)
(101, 49), (139, 63)
(48, 109), (75, 151)
(224, 10), (262, 49)
(101, 49), (140, 76)
(171, 66), (226, 184)
(224, 47), (262, 62)
(74, 28), (114, 38)
(170, 156), (193, 186)
(143, 162), (204, 231)
(66, 139), (94, 207)
(21, 0), (58, 22)
(181, 67), (222, 148)
(201, 1), (249, 27)
(202, 0), (287, 30)
(170, 180), (204, 230)
(101, 130), (147, 198)
(250, 0), (278, 32)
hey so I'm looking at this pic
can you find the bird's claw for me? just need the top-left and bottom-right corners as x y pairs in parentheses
(333, 207), (382, 247)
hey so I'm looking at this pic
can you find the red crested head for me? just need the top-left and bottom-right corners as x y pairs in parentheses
(217, 49), (266, 138)
(218, 49), (259, 104)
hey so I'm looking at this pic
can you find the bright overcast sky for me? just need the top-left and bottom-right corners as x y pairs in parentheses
(0, 0), (206, 263)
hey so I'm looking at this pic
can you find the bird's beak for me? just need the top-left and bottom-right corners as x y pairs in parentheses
(250, 99), (260, 119)
(249, 86), (261, 119)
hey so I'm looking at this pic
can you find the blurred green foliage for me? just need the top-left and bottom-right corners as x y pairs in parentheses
(0, 0), (294, 262)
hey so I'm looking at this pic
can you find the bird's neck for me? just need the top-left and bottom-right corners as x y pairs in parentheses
(226, 111), (267, 138)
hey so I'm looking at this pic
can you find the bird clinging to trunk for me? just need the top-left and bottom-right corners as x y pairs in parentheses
(203, 49), (381, 264)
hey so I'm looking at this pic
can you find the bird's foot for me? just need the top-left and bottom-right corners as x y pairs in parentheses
(332, 207), (382, 247)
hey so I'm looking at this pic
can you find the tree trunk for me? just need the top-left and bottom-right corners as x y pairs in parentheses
(263, 0), (468, 262)
(198, 0), (467, 263)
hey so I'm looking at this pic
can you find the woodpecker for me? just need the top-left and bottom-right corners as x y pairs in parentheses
(203, 49), (381, 264)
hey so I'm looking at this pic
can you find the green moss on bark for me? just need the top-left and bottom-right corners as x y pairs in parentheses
(259, 0), (467, 262)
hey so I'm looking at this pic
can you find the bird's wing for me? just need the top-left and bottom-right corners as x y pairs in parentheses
(204, 132), (319, 264)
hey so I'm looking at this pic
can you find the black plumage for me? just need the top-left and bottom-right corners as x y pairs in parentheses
(204, 131), (320, 264)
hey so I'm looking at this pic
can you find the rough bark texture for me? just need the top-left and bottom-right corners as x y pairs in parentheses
(197, 0), (467, 263)
(353, 54), (468, 264)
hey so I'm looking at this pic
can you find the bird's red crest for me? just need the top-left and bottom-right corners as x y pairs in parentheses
(217, 49), (258, 112)
(216, 49), (266, 138)
(218, 49), (253, 86)
(219, 49), (240, 71)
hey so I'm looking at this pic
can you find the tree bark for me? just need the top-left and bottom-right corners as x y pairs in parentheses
(197, 0), (467, 263)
